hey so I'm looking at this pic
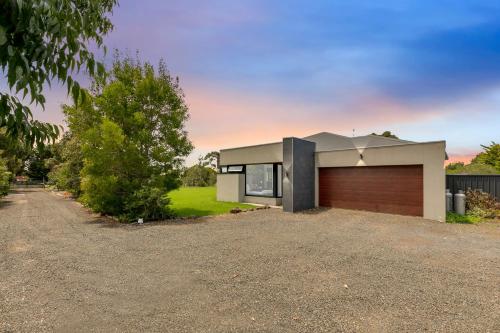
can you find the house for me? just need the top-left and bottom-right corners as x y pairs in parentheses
(217, 132), (446, 221)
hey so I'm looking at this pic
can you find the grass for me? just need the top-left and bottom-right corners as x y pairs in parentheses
(446, 212), (482, 224)
(168, 186), (254, 217)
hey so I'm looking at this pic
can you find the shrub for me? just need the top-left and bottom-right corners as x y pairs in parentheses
(126, 187), (173, 222)
(446, 212), (482, 224)
(465, 189), (497, 218)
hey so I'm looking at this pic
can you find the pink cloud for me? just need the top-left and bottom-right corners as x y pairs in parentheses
(445, 153), (478, 165)
(182, 80), (446, 151)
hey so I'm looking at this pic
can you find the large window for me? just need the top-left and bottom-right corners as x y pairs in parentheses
(245, 164), (274, 197)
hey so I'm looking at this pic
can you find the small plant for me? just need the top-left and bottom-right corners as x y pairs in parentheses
(230, 207), (242, 214)
(465, 189), (497, 218)
(446, 212), (482, 224)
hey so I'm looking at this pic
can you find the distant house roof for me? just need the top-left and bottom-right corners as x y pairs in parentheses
(302, 132), (415, 152)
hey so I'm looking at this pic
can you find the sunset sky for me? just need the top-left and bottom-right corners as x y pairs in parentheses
(30, 0), (500, 165)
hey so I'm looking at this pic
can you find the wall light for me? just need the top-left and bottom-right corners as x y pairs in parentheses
(359, 153), (364, 160)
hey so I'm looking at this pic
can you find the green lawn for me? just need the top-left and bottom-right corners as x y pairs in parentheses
(168, 186), (254, 217)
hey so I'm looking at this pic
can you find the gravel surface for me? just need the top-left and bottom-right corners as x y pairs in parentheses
(1, 188), (499, 332)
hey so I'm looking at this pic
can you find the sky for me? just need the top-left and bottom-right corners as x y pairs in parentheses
(29, 0), (500, 165)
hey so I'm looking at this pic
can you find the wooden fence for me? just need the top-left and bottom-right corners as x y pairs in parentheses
(446, 175), (500, 201)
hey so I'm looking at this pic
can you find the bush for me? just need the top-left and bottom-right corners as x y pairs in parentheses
(126, 187), (173, 222)
(465, 189), (497, 218)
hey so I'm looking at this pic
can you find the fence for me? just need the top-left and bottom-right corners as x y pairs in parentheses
(446, 175), (500, 201)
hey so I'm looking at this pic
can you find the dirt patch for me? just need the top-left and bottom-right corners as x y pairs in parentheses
(6, 240), (31, 253)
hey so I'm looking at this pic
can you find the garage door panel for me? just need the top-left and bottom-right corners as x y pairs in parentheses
(320, 193), (422, 205)
(318, 165), (423, 216)
(320, 184), (422, 194)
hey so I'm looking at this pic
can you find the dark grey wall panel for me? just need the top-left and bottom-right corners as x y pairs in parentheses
(282, 138), (294, 211)
(446, 175), (500, 201)
(282, 137), (316, 212)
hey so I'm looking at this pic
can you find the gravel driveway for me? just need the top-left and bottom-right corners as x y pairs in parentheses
(1, 189), (499, 332)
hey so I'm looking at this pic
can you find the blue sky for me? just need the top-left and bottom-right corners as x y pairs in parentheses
(29, 0), (500, 164)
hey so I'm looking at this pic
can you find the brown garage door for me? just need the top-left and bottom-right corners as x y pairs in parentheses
(319, 165), (423, 216)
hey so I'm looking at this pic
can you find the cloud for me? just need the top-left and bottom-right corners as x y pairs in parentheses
(15, 0), (499, 166)
(100, 0), (500, 114)
(377, 21), (500, 103)
(182, 79), (443, 150)
(445, 153), (477, 165)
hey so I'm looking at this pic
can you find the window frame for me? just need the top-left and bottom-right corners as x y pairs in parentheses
(219, 165), (245, 174)
(244, 162), (283, 198)
(227, 165), (244, 173)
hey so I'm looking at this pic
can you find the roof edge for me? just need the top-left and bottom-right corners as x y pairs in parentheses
(315, 140), (446, 153)
(220, 141), (282, 152)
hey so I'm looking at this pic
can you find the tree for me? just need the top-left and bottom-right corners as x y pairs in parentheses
(69, 54), (193, 221)
(0, 155), (10, 196)
(445, 162), (465, 172)
(182, 164), (217, 187)
(0, 128), (28, 175)
(200, 151), (219, 170)
(371, 131), (399, 139)
(0, 0), (117, 144)
(47, 94), (96, 195)
(80, 118), (136, 215)
(446, 142), (500, 175)
(181, 152), (219, 186)
(25, 144), (54, 180)
(47, 132), (83, 195)
(446, 163), (497, 175)
(471, 142), (500, 173)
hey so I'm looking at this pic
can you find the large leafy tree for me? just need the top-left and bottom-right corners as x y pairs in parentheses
(0, 0), (117, 145)
(471, 142), (500, 173)
(64, 54), (193, 220)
